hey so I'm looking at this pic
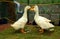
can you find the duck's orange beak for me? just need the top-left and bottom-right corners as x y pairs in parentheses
(29, 6), (34, 11)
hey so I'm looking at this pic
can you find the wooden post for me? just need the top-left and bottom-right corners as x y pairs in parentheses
(27, 0), (30, 24)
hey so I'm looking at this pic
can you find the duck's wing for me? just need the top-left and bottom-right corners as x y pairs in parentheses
(11, 18), (27, 30)
(39, 16), (51, 22)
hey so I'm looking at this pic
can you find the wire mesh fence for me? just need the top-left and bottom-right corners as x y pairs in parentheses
(18, 4), (60, 25)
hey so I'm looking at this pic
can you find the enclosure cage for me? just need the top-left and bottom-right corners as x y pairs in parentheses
(0, 1), (16, 21)
(0, 0), (60, 25)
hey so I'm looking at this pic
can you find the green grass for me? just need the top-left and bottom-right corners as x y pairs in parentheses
(0, 25), (60, 39)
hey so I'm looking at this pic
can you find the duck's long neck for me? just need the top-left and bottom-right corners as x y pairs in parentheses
(22, 9), (27, 18)
(35, 11), (39, 17)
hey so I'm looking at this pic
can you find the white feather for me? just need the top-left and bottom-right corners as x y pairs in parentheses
(39, 16), (51, 22)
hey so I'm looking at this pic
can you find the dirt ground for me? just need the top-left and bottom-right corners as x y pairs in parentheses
(0, 23), (11, 32)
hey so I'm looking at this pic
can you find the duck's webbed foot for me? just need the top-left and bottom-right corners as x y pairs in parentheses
(39, 29), (44, 33)
(20, 28), (26, 33)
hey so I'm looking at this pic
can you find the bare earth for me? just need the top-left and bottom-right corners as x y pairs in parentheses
(0, 23), (11, 32)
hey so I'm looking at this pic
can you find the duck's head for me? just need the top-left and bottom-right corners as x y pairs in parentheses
(24, 6), (31, 11)
(30, 5), (39, 12)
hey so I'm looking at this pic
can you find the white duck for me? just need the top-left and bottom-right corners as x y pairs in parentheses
(11, 6), (31, 33)
(33, 5), (55, 33)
